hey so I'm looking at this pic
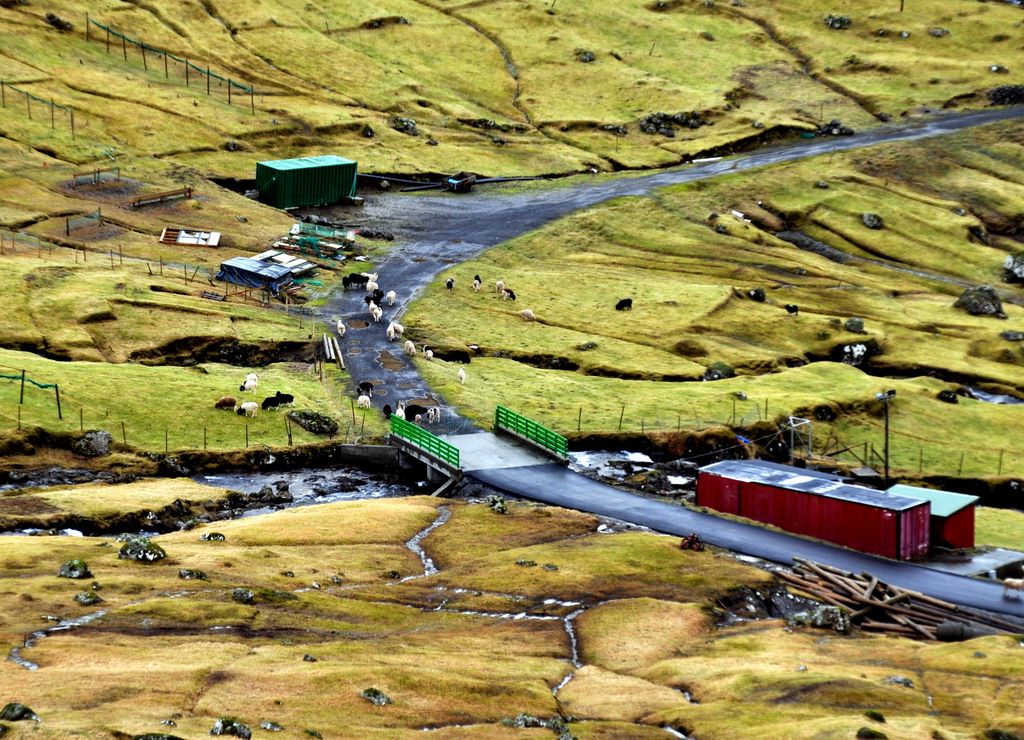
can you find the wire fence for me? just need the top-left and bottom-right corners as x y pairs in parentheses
(0, 79), (76, 136)
(66, 209), (102, 235)
(85, 16), (255, 113)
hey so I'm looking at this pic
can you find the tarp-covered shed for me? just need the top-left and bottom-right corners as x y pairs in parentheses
(216, 257), (292, 295)
(256, 155), (357, 209)
(887, 484), (979, 549)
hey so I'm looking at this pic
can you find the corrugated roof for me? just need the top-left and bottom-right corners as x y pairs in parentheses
(700, 460), (926, 512)
(221, 256), (292, 279)
(257, 155), (356, 171)
(886, 484), (979, 517)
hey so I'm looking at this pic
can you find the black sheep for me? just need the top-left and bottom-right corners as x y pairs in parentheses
(404, 403), (428, 420)
(615, 298), (633, 311)
(261, 396), (282, 411)
(503, 288), (517, 301)
(274, 391), (294, 405)
(445, 278), (455, 291)
(784, 304), (799, 315)
(382, 403), (393, 419)
(357, 381), (374, 397)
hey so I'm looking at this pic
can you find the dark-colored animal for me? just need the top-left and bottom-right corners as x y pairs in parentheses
(404, 403), (428, 420)
(274, 391), (294, 406)
(364, 290), (384, 307)
(214, 396), (237, 409)
(382, 403), (393, 419)
(261, 395), (282, 411)
(357, 381), (374, 397)
(785, 304), (799, 315)
(343, 272), (370, 290)
(615, 298), (632, 311)
(503, 288), (517, 301)
(474, 274), (481, 284)
(445, 278), (455, 291)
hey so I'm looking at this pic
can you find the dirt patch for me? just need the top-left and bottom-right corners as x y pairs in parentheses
(0, 495), (62, 516)
(129, 337), (312, 367)
(348, 319), (370, 329)
(377, 350), (405, 371)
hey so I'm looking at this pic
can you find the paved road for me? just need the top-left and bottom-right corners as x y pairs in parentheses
(322, 105), (1024, 423)
(471, 462), (1024, 621)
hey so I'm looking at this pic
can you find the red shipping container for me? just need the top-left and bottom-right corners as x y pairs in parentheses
(887, 484), (978, 550)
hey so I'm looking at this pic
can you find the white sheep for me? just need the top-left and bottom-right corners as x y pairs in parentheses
(336, 319), (346, 337)
(245, 373), (258, 383)
(423, 345), (433, 361)
(394, 405), (405, 420)
(236, 401), (258, 417)
(392, 322), (405, 337)
(1004, 577), (1024, 598)
(473, 278), (481, 292)
(361, 272), (378, 282)
(240, 377), (258, 393)
(426, 407), (438, 424)
(495, 279), (505, 294)
(414, 413), (423, 423)
(386, 324), (396, 342)
(385, 290), (396, 306)
(520, 309), (536, 321)
(371, 305), (383, 322)
(404, 339), (416, 355)
(365, 280), (379, 293)
(357, 394), (372, 409)
(458, 367), (466, 385)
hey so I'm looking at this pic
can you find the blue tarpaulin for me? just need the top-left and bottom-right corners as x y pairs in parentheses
(216, 257), (293, 295)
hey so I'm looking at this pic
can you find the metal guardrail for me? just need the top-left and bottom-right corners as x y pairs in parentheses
(495, 405), (568, 459)
(390, 415), (460, 468)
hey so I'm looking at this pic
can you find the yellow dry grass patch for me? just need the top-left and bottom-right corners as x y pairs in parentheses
(576, 597), (710, 674)
(975, 506), (1024, 550)
(558, 665), (690, 723)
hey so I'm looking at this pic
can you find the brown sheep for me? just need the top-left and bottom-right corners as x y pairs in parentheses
(214, 396), (237, 409)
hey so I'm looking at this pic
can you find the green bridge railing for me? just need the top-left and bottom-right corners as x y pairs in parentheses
(390, 415), (460, 469)
(495, 405), (568, 459)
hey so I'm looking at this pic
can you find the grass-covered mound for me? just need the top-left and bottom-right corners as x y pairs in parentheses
(407, 121), (1024, 478)
(1, 495), (1022, 738)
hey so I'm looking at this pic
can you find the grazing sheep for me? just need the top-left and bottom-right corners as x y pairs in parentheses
(1004, 577), (1024, 598)
(358, 381), (374, 397)
(495, 279), (505, 294)
(394, 405), (406, 420)
(785, 304), (799, 315)
(344, 272), (370, 290)
(404, 403), (428, 419)
(239, 377), (258, 393)
(502, 288), (517, 301)
(261, 395), (282, 411)
(245, 372), (258, 383)
(274, 391), (294, 406)
(382, 403), (393, 419)
(365, 280), (379, 293)
(404, 339), (416, 355)
(473, 276), (481, 292)
(458, 367), (466, 385)
(364, 292), (384, 307)
(414, 414), (423, 424)
(357, 394), (372, 409)
(615, 298), (633, 311)
(423, 345), (433, 361)
(336, 319), (346, 337)
(371, 305), (383, 322)
(445, 277), (455, 291)
(392, 322), (404, 337)
(386, 324), (396, 342)
(385, 290), (397, 306)
(520, 309), (536, 321)
(361, 272), (378, 282)
(214, 395), (237, 410)
(236, 401), (258, 418)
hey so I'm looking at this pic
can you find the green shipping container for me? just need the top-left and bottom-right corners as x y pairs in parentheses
(255, 155), (358, 209)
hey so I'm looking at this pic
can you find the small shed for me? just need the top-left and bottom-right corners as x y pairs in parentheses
(216, 257), (292, 296)
(698, 460), (931, 560)
(887, 484), (979, 550)
(256, 155), (357, 210)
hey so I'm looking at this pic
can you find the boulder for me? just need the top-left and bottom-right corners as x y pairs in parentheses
(989, 85), (1024, 105)
(118, 536), (167, 563)
(844, 317), (866, 334)
(210, 718), (252, 738)
(747, 287), (766, 302)
(928, 27), (949, 37)
(259, 722), (283, 732)
(178, 569), (208, 580)
(286, 410), (339, 436)
(390, 117), (418, 136)
(486, 494), (508, 514)
(861, 212), (884, 230)
(575, 48), (596, 63)
(823, 14), (852, 29)
(72, 430), (112, 458)
(937, 390), (959, 404)
(1003, 252), (1024, 282)
(158, 456), (191, 477)
(74, 591), (103, 606)
(360, 688), (393, 706)
(856, 728), (888, 740)
(703, 361), (735, 381)
(1001, 331), (1024, 342)
(0, 703), (39, 722)
(832, 339), (882, 366)
(882, 675), (914, 688)
(789, 605), (851, 633)
(200, 532), (226, 542)
(58, 559), (92, 579)
(232, 588), (255, 604)
(954, 285), (1006, 318)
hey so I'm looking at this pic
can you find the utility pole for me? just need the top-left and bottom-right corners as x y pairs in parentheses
(876, 390), (896, 486)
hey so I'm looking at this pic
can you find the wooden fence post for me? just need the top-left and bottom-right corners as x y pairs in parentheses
(79, 407), (83, 432)
(19, 369), (26, 404)
(54, 384), (62, 419)
(122, 34), (127, 62)
(998, 449), (1004, 476)
(121, 420), (127, 445)
(618, 404), (625, 431)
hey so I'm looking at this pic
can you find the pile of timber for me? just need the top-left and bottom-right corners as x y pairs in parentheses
(778, 558), (1021, 641)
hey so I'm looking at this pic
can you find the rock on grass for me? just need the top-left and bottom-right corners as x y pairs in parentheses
(360, 688), (392, 706)
(0, 703), (39, 722)
(58, 559), (92, 579)
(210, 717), (251, 738)
(118, 536), (167, 563)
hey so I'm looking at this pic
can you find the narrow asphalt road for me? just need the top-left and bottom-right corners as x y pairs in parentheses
(471, 463), (1024, 621)
(322, 105), (1024, 423)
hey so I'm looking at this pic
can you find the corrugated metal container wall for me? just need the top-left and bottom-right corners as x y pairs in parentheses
(256, 156), (357, 209)
(898, 503), (930, 560)
(936, 507), (975, 549)
(695, 472), (740, 514)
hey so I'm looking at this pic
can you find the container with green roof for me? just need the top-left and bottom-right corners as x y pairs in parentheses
(887, 484), (979, 549)
(256, 155), (357, 209)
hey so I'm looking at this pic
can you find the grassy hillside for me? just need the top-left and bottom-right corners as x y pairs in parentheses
(407, 121), (1024, 478)
(0, 492), (1022, 738)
